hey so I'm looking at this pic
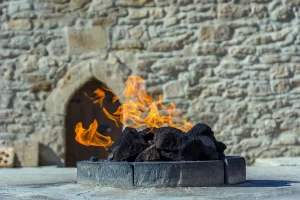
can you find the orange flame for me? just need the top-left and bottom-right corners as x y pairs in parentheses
(84, 88), (106, 107)
(75, 76), (193, 147)
(75, 120), (113, 150)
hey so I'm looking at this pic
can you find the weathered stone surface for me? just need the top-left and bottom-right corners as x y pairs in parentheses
(285, 0), (300, 5)
(129, 26), (144, 39)
(217, 4), (250, 19)
(7, 1), (32, 16)
(6, 19), (32, 30)
(30, 81), (52, 93)
(270, 79), (291, 94)
(214, 25), (233, 42)
(69, 0), (91, 9)
(149, 8), (165, 18)
(224, 156), (246, 184)
(199, 26), (216, 41)
(46, 39), (67, 56)
(92, 17), (116, 26)
(2, 0), (300, 167)
(147, 39), (183, 52)
(135, 145), (161, 162)
(0, 147), (14, 168)
(199, 25), (232, 42)
(77, 161), (134, 187)
(13, 140), (39, 167)
(229, 46), (256, 58)
(270, 65), (290, 79)
(271, 6), (294, 22)
(196, 44), (227, 56)
(164, 17), (179, 27)
(112, 40), (143, 50)
(163, 81), (187, 99)
(66, 26), (107, 54)
(133, 161), (224, 187)
(129, 9), (148, 19)
(116, 0), (154, 7)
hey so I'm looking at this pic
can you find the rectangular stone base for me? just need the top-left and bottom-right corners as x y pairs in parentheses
(224, 156), (246, 184)
(77, 156), (246, 187)
(133, 161), (224, 187)
(77, 161), (133, 187)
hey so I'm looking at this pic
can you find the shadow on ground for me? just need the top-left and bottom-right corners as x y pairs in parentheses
(228, 180), (300, 187)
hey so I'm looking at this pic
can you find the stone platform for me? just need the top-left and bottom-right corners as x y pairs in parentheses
(1, 166), (300, 200)
(77, 156), (245, 187)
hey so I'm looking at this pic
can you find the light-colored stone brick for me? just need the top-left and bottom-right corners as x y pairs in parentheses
(6, 19), (32, 30)
(13, 140), (39, 167)
(163, 81), (187, 99)
(66, 26), (107, 54)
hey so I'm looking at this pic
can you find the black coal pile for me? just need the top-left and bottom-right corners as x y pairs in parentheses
(106, 123), (227, 162)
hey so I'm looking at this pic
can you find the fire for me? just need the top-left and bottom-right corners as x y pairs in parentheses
(75, 120), (113, 149)
(75, 76), (193, 147)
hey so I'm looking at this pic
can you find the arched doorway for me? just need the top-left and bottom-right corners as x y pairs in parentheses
(65, 79), (122, 167)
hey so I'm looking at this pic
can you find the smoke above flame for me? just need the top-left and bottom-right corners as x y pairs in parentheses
(75, 76), (193, 148)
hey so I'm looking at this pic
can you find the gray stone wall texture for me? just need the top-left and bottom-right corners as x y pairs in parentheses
(1, 0), (300, 165)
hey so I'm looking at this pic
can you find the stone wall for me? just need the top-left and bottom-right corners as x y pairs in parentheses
(1, 0), (300, 165)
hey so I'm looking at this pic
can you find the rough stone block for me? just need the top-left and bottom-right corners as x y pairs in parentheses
(66, 26), (107, 54)
(6, 19), (32, 30)
(133, 161), (224, 187)
(224, 156), (246, 184)
(0, 147), (14, 168)
(13, 140), (39, 167)
(116, 0), (155, 7)
(77, 161), (134, 187)
(77, 158), (247, 187)
(217, 4), (250, 19)
(163, 81), (187, 99)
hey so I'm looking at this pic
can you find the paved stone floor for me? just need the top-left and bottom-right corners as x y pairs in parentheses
(0, 166), (300, 200)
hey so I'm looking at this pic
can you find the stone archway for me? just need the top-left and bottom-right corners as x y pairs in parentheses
(45, 56), (131, 166)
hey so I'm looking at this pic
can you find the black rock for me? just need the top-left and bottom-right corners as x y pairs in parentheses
(179, 138), (205, 161)
(138, 128), (155, 143)
(107, 127), (137, 153)
(187, 123), (216, 142)
(215, 141), (227, 152)
(198, 136), (220, 160)
(135, 145), (161, 162)
(107, 123), (226, 162)
(159, 139), (203, 161)
(107, 146), (119, 161)
(160, 136), (221, 161)
(154, 127), (188, 151)
(160, 150), (182, 161)
(108, 127), (147, 161)
(215, 141), (227, 160)
(89, 156), (99, 162)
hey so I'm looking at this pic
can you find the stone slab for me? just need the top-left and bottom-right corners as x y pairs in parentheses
(77, 160), (230, 187)
(66, 26), (107, 54)
(224, 156), (246, 184)
(133, 161), (224, 187)
(13, 140), (39, 167)
(77, 161), (134, 187)
(0, 147), (14, 168)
